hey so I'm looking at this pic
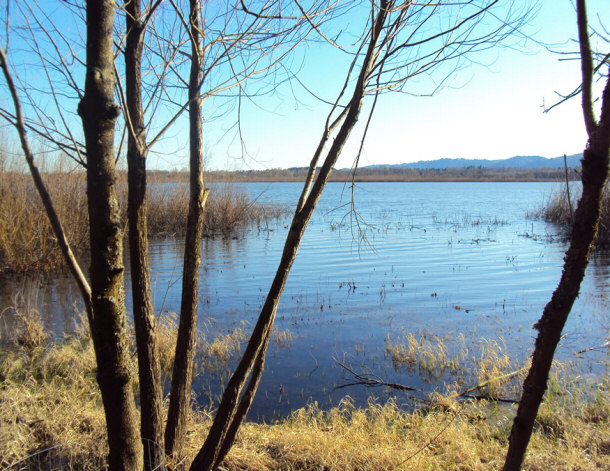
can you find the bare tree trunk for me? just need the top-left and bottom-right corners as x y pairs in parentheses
(191, 3), (389, 469)
(78, 2), (142, 469)
(503, 2), (610, 469)
(0, 48), (92, 319)
(165, 0), (209, 456)
(125, 0), (165, 465)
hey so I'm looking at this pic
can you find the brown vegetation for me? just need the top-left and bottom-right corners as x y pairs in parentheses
(1, 304), (608, 470)
(0, 170), (285, 274)
(536, 183), (609, 244)
(0, 171), (89, 273)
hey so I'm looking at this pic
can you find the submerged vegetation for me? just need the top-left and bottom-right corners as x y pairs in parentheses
(1, 303), (608, 470)
(383, 334), (520, 400)
(0, 170), (285, 274)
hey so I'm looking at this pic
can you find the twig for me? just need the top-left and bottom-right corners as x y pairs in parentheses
(448, 367), (528, 400)
(334, 357), (420, 392)
(576, 341), (610, 354)
(564, 154), (574, 223)
(461, 394), (519, 404)
(390, 413), (457, 470)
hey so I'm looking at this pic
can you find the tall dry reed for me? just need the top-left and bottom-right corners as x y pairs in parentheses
(145, 182), (285, 237)
(0, 171), (89, 273)
(0, 169), (284, 273)
(537, 183), (610, 243)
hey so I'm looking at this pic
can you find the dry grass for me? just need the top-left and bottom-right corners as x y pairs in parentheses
(384, 333), (467, 380)
(150, 382), (610, 471)
(0, 171), (89, 273)
(1, 305), (608, 470)
(535, 182), (610, 244)
(0, 320), (108, 469)
(384, 333), (519, 397)
(145, 182), (285, 237)
(200, 324), (248, 372)
(0, 169), (285, 274)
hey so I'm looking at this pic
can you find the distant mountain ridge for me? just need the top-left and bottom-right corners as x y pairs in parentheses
(366, 154), (582, 170)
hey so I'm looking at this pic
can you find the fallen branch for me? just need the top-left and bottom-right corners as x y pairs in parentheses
(461, 394), (519, 404)
(449, 367), (529, 401)
(336, 357), (527, 405)
(334, 357), (421, 392)
(576, 341), (609, 355)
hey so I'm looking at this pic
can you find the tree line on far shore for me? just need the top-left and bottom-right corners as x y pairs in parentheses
(151, 165), (582, 183)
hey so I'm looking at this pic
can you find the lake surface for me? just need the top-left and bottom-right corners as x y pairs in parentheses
(2, 181), (609, 420)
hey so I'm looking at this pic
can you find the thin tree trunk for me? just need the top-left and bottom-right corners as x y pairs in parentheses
(503, 2), (610, 468)
(0, 48), (92, 320)
(125, 0), (164, 465)
(165, 0), (209, 456)
(78, 2), (142, 469)
(191, 3), (389, 469)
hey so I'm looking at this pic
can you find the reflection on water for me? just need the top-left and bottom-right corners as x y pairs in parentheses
(1, 182), (609, 420)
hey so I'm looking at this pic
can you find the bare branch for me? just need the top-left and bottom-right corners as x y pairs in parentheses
(0, 46), (92, 320)
(577, 0), (598, 135)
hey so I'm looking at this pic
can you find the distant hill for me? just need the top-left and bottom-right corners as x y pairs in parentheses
(152, 153), (583, 182)
(366, 154), (582, 170)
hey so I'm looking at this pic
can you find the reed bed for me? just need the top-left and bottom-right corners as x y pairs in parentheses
(146, 182), (285, 237)
(535, 183), (610, 244)
(0, 171), (89, 273)
(1, 301), (608, 470)
(383, 333), (520, 396)
(0, 170), (285, 274)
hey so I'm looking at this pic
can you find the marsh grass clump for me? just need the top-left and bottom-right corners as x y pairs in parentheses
(384, 333), (526, 400)
(535, 182), (610, 244)
(384, 332), (468, 380)
(145, 182), (287, 237)
(0, 302), (106, 469)
(154, 313), (249, 377)
(472, 338), (520, 399)
(155, 312), (179, 381)
(0, 168), (284, 273)
(271, 326), (293, 349)
(203, 184), (287, 235)
(0, 171), (89, 274)
(200, 324), (248, 372)
(1, 292), (49, 352)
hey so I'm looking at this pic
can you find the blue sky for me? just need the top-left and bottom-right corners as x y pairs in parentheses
(1, 0), (608, 172)
(180, 0), (608, 172)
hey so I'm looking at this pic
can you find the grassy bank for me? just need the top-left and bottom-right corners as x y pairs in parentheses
(0, 171), (284, 274)
(535, 183), (609, 244)
(1, 305), (608, 470)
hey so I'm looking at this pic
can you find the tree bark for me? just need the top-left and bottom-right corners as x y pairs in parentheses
(165, 0), (209, 456)
(125, 0), (165, 465)
(191, 3), (389, 469)
(503, 2), (610, 468)
(78, 1), (142, 469)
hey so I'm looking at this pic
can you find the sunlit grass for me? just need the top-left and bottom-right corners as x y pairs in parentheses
(1, 300), (608, 470)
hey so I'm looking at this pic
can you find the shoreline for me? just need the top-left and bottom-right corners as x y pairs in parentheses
(150, 167), (581, 183)
(1, 329), (608, 470)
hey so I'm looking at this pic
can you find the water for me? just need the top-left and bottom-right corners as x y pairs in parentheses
(2, 181), (609, 420)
